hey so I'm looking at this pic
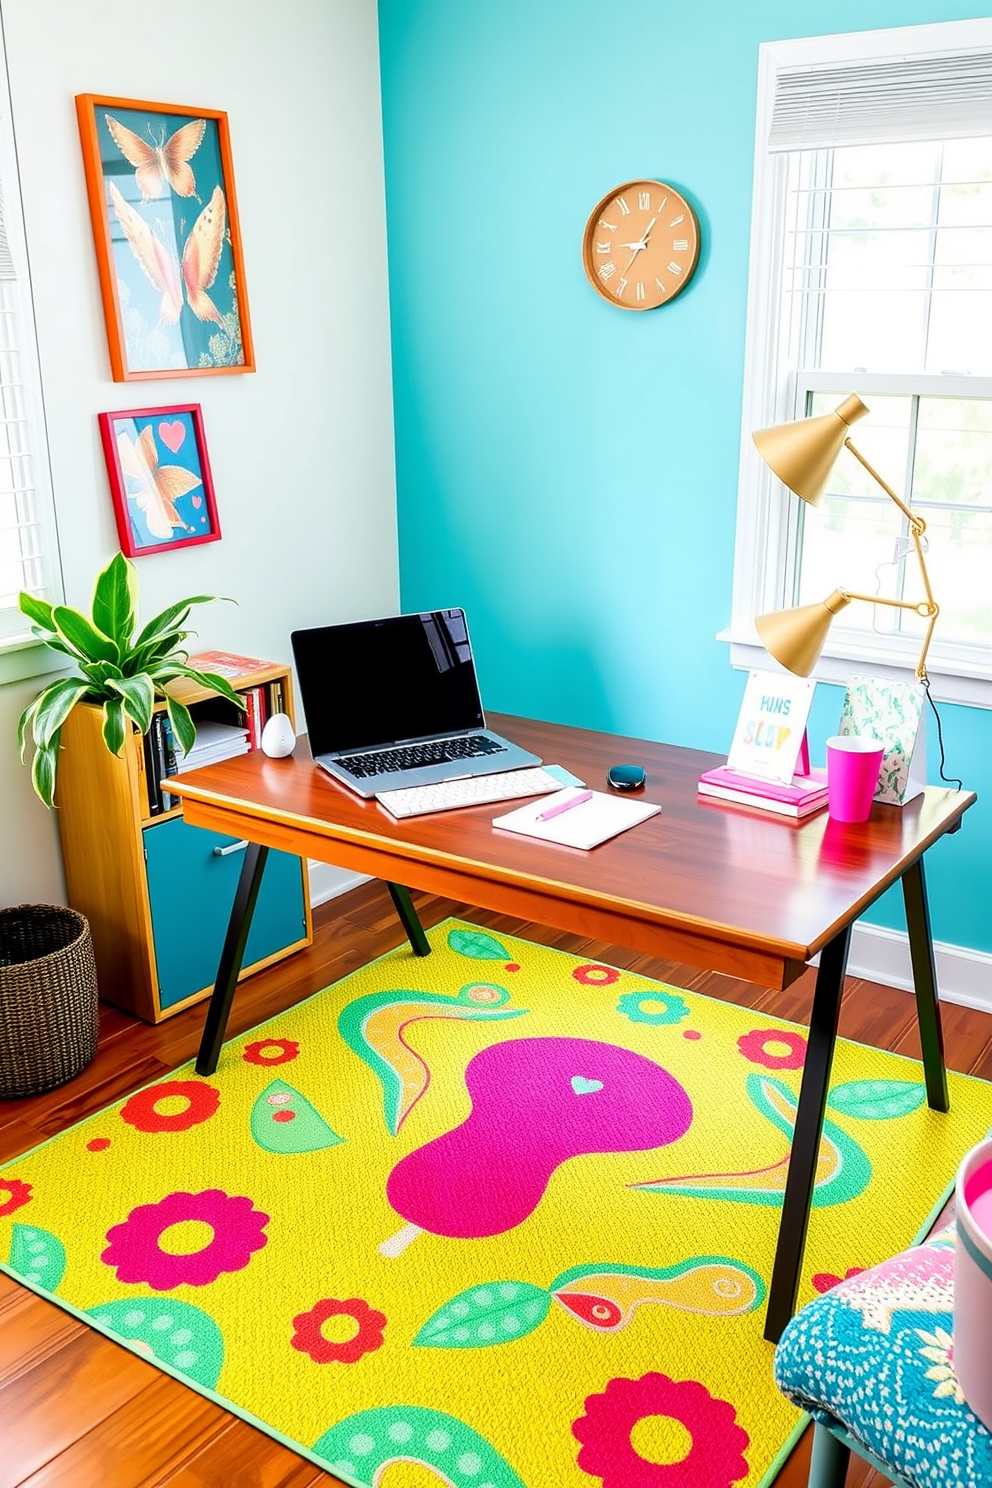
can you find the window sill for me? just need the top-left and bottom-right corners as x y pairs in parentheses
(718, 629), (992, 711)
(0, 635), (68, 687)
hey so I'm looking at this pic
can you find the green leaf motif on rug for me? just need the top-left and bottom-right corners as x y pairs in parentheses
(313, 1404), (527, 1487)
(87, 1296), (224, 1388)
(447, 928), (511, 960)
(413, 1280), (551, 1348)
(827, 1079), (927, 1121)
(249, 1080), (345, 1154)
(7, 1223), (66, 1292)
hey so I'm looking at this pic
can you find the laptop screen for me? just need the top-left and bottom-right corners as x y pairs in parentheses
(291, 609), (486, 757)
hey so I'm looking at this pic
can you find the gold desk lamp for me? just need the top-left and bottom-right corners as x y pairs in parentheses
(752, 394), (939, 679)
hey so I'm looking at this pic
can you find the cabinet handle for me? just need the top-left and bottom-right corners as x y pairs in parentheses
(213, 839), (249, 857)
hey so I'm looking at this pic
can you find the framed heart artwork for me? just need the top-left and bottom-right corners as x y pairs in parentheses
(98, 404), (221, 557)
(76, 95), (255, 381)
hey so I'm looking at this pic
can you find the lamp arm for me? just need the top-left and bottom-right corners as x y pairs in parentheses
(842, 437), (939, 678)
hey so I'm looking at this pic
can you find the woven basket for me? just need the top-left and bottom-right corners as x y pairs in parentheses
(0, 904), (99, 1099)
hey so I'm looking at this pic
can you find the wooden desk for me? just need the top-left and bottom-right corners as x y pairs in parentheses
(168, 713), (975, 1341)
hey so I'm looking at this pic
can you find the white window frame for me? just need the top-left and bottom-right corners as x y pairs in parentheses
(724, 18), (992, 709)
(0, 13), (63, 685)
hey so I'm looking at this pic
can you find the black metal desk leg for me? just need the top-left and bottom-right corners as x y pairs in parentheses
(387, 882), (431, 957)
(902, 857), (949, 1113)
(764, 923), (852, 1344)
(195, 843), (270, 1077)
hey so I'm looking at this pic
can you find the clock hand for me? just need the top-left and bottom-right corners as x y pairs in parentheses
(620, 217), (657, 274)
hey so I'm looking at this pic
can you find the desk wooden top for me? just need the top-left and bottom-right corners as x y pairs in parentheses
(168, 713), (975, 991)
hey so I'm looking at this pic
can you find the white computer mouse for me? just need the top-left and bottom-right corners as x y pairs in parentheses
(260, 713), (296, 758)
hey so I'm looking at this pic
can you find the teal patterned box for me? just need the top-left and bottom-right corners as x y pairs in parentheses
(838, 675), (926, 805)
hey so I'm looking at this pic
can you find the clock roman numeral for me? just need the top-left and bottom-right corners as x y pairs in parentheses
(616, 196), (631, 215)
(595, 241), (611, 254)
(599, 219), (617, 233)
(598, 261), (617, 281)
(667, 260), (682, 275)
(615, 276), (628, 297)
(672, 239), (689, 251)
(635, 281), (645, 301)
(670, 213), (685, 226)
(638, 192), (650, 210)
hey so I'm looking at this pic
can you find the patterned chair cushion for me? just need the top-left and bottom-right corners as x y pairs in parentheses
(774, 1226), (992, 1488)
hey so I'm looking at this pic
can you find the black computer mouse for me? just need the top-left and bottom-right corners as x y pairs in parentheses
(607, 763), (646, 792)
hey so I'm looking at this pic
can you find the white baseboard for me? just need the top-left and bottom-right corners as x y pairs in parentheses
(306, 867), (991, 1017)
(849, 921), (992, 1016)
(308, 862), (370, 907)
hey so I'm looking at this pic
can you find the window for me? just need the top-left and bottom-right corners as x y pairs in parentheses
(728, 20), (992, 705)
(0, 22), (61, 667)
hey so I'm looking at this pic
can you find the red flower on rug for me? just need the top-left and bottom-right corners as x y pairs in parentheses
(120, 1080), (220, 1134)
(291, 1297), (387, 1364)
(572, 963), (620, 987)
(0, 1178), (32, 1217)
(243, 1038), (300, 1066)
(737, 1028), (807, 1071)
(572, 1371), (750, 1487)
(812, 1266), (866, 1294)
(102, 1189), (269, 1290)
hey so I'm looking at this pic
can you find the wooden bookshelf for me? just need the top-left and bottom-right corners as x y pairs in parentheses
(55, 658), (311, 1023)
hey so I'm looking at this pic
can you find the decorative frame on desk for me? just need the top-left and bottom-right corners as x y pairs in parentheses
(75, 94), (255, 381)
(98, 404), (221, 556)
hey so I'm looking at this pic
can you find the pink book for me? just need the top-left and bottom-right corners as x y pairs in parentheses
(697, 765), (827, 805)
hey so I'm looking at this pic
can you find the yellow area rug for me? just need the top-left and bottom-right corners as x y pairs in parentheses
(2, 920), (991, 1488)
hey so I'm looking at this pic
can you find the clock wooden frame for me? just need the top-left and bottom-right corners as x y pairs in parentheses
(582, 179), (700, 311)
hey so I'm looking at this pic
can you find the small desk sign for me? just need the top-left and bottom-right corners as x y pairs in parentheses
(726, 670), (816, 785)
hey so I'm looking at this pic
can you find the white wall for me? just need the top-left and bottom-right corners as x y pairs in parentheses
(0, 0), (399, 905)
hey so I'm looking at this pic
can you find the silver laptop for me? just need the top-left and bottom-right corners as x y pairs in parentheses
(290, 609), (541, 798)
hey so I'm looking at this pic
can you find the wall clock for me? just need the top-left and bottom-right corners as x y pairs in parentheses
(582, 180), (700, 310)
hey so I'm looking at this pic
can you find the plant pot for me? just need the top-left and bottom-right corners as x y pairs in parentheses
(0, 904), (99, 1099)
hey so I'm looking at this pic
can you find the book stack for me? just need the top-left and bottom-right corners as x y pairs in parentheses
(697, 765), (829, 819)
(173, 720), (251, 773)
(144, 718), (250, 816)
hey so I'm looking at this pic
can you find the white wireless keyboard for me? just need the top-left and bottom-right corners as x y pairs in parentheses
(376, 767), (564, 819)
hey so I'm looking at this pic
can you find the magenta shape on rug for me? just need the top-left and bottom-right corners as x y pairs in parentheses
(102, 1188), (269, 1289)
(386, 1036), (692, 1239)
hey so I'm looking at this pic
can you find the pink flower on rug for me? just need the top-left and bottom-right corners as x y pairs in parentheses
(102, 1189), (269, 1290)
(0, 1178), (32, 1217)
(572, 963), (620, 987)
(243, 1038), (300, 1066)
(812, 1266), (866, 1294)
(572, 1371), (750, 1488)
(737, 1028), (807, 1071)
(120, 1080), (220, 1134)
(291, 1297), (386, 1364)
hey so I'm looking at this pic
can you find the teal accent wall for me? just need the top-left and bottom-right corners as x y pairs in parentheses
(379, 0), (991, 954)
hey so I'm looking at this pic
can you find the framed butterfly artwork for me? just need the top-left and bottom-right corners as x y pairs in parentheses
(76, 95), (255, 381)
(98, 404), (221, 556)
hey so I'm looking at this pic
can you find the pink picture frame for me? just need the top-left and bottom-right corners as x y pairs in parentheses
(98, 403), (221, 557)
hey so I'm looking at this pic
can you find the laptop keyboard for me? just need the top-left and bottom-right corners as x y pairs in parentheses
(377, 768), (562, 818)
(341, 734), (508, 779)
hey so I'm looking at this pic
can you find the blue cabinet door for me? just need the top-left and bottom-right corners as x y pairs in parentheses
(143, 818), (307, 1011)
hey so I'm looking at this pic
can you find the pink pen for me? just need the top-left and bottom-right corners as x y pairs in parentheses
(538, 789), (593, 821)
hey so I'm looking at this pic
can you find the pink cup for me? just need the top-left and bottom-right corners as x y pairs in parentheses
(825, 734), (883, 822)
(954, 1139), (992, 1430)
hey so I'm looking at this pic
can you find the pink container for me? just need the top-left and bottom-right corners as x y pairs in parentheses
(955, 1138), (992, 1430)
(825, 734), (884, 823)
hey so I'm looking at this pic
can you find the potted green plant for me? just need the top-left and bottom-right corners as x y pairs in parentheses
(17, 550), (242, 807)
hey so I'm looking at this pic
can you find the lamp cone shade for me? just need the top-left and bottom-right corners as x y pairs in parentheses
(753, 394), (870, 506)
(755, 590), (852, 676)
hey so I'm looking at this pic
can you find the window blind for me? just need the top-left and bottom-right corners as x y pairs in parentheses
(768, 49), (992, 152)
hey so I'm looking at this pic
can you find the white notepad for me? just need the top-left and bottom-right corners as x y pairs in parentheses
(492, 788), (660, 849)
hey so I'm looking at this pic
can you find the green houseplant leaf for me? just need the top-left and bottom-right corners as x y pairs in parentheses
(17, 552), (239, 808)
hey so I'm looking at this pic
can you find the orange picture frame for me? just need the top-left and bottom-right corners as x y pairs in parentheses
(75, 94), (255, 382)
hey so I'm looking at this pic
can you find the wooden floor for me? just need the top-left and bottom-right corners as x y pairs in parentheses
(2, 880), (991, 1488)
